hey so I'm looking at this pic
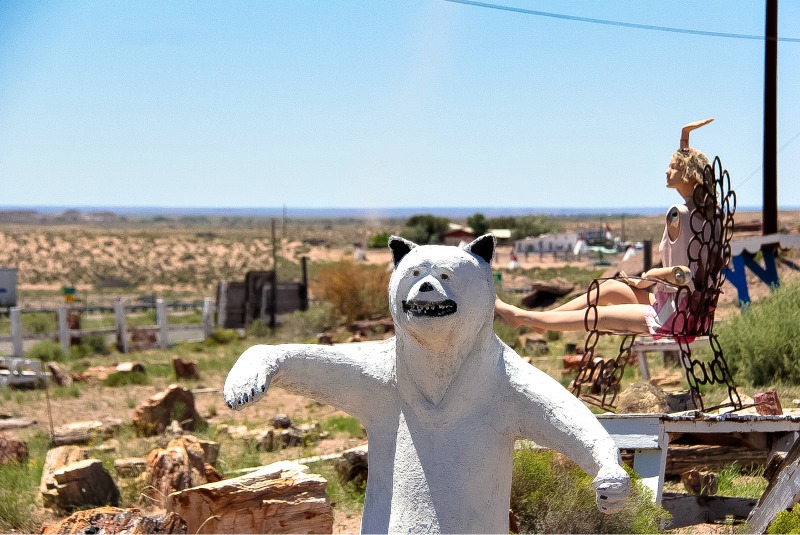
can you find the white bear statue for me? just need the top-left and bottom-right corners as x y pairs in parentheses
(224, 234), (629, 534)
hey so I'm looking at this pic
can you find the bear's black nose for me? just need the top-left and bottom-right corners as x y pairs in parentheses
(419, 281), (434, 292)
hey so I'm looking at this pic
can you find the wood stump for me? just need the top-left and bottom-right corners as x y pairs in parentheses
(166, 460), (333, 534)
(42, 506), (187, 534)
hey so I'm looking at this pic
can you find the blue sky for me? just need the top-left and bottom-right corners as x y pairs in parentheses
(1, 1), (798, 212)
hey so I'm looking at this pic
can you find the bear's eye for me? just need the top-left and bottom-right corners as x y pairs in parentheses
(440, 273), (449, 280)
(412, 270), (420, 276)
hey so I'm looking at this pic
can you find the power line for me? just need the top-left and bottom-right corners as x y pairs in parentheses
(737, 129), (800, 188)
(444, 0), (800, 43)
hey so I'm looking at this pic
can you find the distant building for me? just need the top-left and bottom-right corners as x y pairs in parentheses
(443, 227), (476, 246)
(489, 228), (512, 246)
(515, 233), (580, 254)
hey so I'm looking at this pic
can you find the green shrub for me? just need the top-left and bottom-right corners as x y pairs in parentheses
(207, 328), (239, 345)
(511, 447), (670, 533)
(322, 415), (365, 438)
(102, 371), (150, 387)
(718, 281), (800, 386)
(22, 312), (56, 334)
(767, 503), (800, 534)
(368, 232), (391, 249)
(25, 339), (65, 361)
(84, 334), (111, 355)
(0, 432), (48, 532)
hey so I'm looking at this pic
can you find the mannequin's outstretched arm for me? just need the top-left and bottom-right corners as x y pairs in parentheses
(680, 118), (714, 150)
(223, 341), (394, 424)
(506, 357), (629, 513)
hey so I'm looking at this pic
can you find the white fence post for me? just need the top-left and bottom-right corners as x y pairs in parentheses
(202, 297), (213, 338)
(217, 282), (228, 328)
(156, 299), (168, 349)
(57, 306), (70, 353)
(10, 307), (23, 358)
(114, 301), (129, 354)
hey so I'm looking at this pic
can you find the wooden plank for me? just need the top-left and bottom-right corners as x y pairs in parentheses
(662, 493), (757, 530)
(747, 435), (800, 533)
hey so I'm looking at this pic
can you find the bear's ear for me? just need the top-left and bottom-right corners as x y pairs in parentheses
(388, 236), (417, 267)
(464, 233), (496, 265)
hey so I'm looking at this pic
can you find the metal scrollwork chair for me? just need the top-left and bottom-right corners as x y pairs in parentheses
(571, 156), (741, 412)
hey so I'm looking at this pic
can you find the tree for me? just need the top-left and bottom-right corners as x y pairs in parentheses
(403, 214), (450, 244)
(511, 215), (562, 240)
(467, 213), (489, 236)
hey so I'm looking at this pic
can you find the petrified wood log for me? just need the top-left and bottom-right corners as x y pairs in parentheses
(166, 460), (333, 534)
(132, 384), (205, 436)
(51, 459), (120, 511)
(0, 433), (28, 464)
(40, 445), (87, 509)
(42, 506), (187, 534)
(146, 436), (209, 507)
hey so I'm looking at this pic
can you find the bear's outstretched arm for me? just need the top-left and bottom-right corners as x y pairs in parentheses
(224, 341), (394, 424)
(507, 357), (630, 514)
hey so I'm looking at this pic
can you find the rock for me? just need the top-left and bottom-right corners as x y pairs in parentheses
(681, 468), (719, 495)
(114, 457), (148, 478)
(755, 391), (783, 415)
(132, 384), (206, 437)
(616, 382), (669, 414)
(317, 333), (334, 345)
(255, 423), (324, 452)
(166, 460), (333, 534)
(47, 361), (73, 387)
(146, 435), (210, 507)
(204, 463), (224, 483)
(172, 357), (200, 380)
(197, 439), (220, 465)
(335, 444), (368, 485)
(74, 362), (146, 383)
(270, 413), (293, 429)
(521, 278), (575, 309)
(0, 433), (28, 464)
(519, 333), (548, 354)
(40, 445), (88, 509)
(51, 459), (120, 511)
(42, 506), (187, 534)
(666, 391), (697, 413)
(130, 328), (158, 351)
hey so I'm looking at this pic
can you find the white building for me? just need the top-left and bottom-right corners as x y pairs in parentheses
(515, 233), (581, 255)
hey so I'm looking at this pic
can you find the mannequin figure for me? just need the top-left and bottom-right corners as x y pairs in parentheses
(496, 118), (715, 335)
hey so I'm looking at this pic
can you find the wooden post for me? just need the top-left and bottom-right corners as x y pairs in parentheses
(217, 282), (228, 329)
(643, 239), (653, 272)
(114, 301), (129, 354)
(300, 256), (309, 311)
(57, 306), (70, 353)
(260, 286), (269, 323)
(270, 219), (277, 331)
(201, 297), (213, 338)
(156, 299), (168, 349)
(10, 307), (23, 358)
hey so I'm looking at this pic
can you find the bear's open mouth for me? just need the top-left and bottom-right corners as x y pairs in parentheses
(401, 299), (457, 317)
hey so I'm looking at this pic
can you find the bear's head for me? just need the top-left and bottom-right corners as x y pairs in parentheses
(387, 234), (496, 344)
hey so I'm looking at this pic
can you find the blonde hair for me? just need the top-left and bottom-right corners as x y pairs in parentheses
(672, 148), (710, 186)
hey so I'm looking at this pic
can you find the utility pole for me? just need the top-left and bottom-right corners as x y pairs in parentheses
(763, 0), (778, 235)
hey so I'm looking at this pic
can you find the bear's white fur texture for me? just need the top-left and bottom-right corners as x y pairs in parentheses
(224, 234), (629, 534)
